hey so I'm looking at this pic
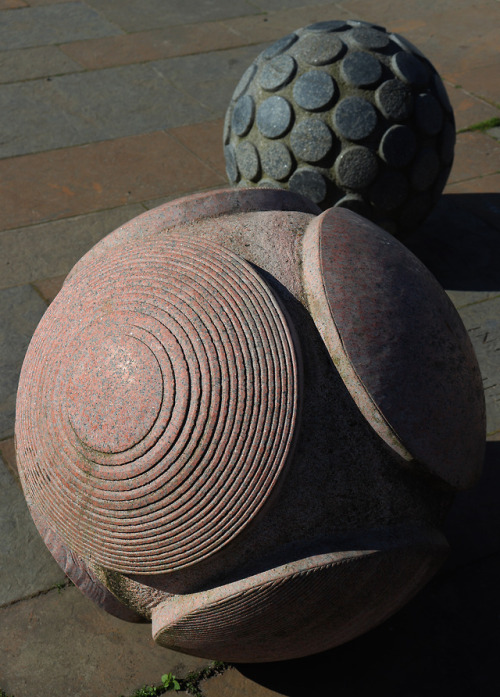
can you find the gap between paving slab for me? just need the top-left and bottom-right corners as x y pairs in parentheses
(0, 584), (210, 697)
(0, 457), (66, 608)
(0, 130), (225, 232)
(0, 204), (145, 289)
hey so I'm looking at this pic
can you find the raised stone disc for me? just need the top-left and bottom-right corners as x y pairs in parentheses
(350, 25), (390, 49)
(289, 168), (327, 203)
(296, 33), (344, 65)
(260, 55), (296, 91)
(17, 235), (299, 574)
(263, 33), (298, 59)
(257, 96), (293, 138)
(335, 146), (378, 189)
(261, 141), (293, 180)
(290, 119), (333, 163)
(415, 93), (443, 135)
(379, 125), (417, 167)
(341, 51), (382, 87)
(333, 97), (377, 141)
(293, 70), (336, 110)
(391, 51), (429, 86)
(231, 95), (255, 136)
(375, 79), (413, 121)
(67, 333), (162, 454)
(305, 20), (349, 32)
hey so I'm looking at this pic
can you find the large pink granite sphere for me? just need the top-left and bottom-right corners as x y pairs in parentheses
(16, 189), (484, 662)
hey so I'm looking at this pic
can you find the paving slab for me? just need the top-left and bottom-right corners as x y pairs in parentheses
(0, 284), (47, 439)
(0, 0), (27, 9)
(0, 458), (66, 607)
(58, 3), (351, 70)
(219, 2), (351, 44)
(447, 85), (500, 132)
(0, 2), (123, 50)
(447, 62), (500, 106)
(59, 20), (247, 69)
(0, 45), (82, 84)
(151, 44), (267, 114)
(0, 64), (212, 158)
(252, 0), (332, 8)
(404, 190), (500, 439)
(85, 0), (261, 33)
(0, 131), (224, 231)
(447, 173), (500, 230)
(202, 668), (287, 696)
(400, 6), (499, 80)
(0, 204), (144, 289)
(0, 585), (210, 697)
(459, 297), (500, 437)
(0, 437), (17, 482)
(168, 119), (226, 176)
(21, 0), (72, 5)
(448, 132), (500, 183)
(32, 274), (68, 304)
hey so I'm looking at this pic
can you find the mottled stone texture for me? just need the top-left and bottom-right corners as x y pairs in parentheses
(224, 21), (455, 236)
(15, 189), (484, 662)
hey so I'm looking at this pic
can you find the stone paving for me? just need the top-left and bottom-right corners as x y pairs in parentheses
(0, 1), (499, 695)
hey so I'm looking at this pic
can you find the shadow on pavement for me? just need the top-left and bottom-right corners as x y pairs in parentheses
(234, 441), (500, 697)
(236, 195), (500, 696)
(404, 193), (500, 292)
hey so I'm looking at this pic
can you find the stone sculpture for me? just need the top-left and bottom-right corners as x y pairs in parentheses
(16, 188), (484, 662)
(224, 20), (455, 236)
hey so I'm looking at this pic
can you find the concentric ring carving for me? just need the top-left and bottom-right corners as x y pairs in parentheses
(17, 234), (299, 574)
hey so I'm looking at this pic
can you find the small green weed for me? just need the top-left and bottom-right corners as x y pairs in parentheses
(123, 685), (163, 697)
(121, 662), (228, 697)
(162, 673), (181, 691)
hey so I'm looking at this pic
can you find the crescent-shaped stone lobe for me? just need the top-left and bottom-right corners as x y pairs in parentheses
(16, 234), (300, 575)
(152, 524), (448, 662)
(302, 207), (485, 489)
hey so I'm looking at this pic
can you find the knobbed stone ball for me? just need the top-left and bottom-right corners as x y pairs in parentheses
(16, 189), (484, 663)
(224, 20), (455, 236)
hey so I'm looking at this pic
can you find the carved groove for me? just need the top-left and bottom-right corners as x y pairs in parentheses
(17, 235), (299, 574)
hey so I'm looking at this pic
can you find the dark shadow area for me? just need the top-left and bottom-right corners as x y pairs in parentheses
(234, 444), (500, 697)
(234, 546), (500, 696)
(403, 193), (500, 292)
(445, 441), (500, 569)
(234, 194), (500, 695)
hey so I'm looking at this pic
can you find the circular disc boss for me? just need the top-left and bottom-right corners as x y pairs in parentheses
(16, 235), (300, 575)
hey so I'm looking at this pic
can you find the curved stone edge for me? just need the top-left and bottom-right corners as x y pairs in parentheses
(65, 187), (321, 286)
(302, 207), (485, 490)
(151, 524), (448, 662)
(27, 502), (146, 623)
(302, 209), (412, 462)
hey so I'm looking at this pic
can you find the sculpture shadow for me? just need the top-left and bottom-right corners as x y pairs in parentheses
(403, 192), (500, 292)
(234, 443), (500, 697)
(234, 193), (500, 696)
